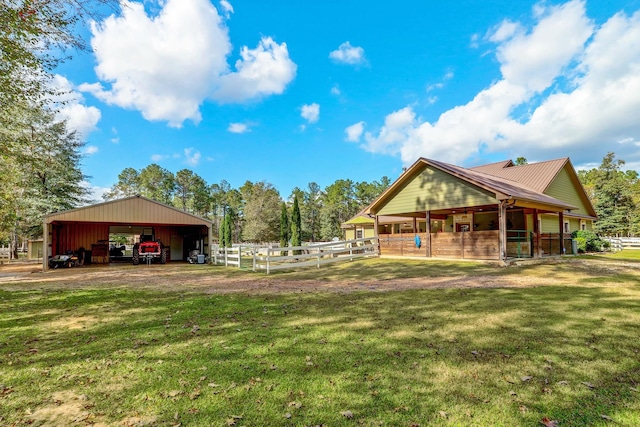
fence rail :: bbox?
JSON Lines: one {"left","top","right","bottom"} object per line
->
{"left": 0, "top": 247, "right": 9, "bottom": 262}
{"left": 603, "top": 237, "right": 640, "bottom": 251}
{"left": 212, "top": 237, "right": 379, "bottom": 273}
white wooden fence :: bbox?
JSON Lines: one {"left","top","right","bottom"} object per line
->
{"left": 212, "top": 237, "right": 379, "bottom": 273}
{"left": 0, "top": 246, "right": 9, "bottom": 262}
{"left": 604, "top": 237, "right": 640, "bottom": 251}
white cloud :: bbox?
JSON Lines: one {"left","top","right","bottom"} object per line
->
{"left": 220, "top": 0, "right": 233, "bottom": 17}
{"left": 427, "top": 70, "right": 454, "bottom": 92}
{"left": 81, "top": 181, "right": 110, "bottom": 204}
{"left": 228, "top": 122, "right": 250, "bottom": 133}
{"left": 184, "top": 147, "right": 201, "bottom": 166}
{"left": 300, "top": 103, "right": 320, "bottom": 123}
{"left": 83, "top": 0, "right": 295, "bottom": 127}
{"left": 213, "top": 37, "right": 297, "bottom": 103}
{"left": 361, "top": 0, "right": 640, "bottom": 167}
{"left": 488, "top": 19, "right": 521, "bottom": 43}
{"left": 329, "top": 41, "right": 366, "bottom": 65}
{"left": 83, "top": 145, "right": 99, "bottom": 155}
{"left": 51, "top": 75, "right": 101, "bottom": 138}
{"left": 151, "top": 154, "right": 169, "bottom": 162}
{"left": 345, "top": 121, "right": 365, "bottom": 142}
{"left": 330, "top": 85, "right": 341, "bottom": 96}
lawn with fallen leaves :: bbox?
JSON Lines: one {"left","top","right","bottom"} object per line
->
{"left": 1, "top": 254, "right": 639, "bottom": 426}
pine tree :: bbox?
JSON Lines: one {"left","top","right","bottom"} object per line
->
{"left": 291, "top": 194, "right": 302, "bottom": 255}
{"left": 279, "top": 203, "right": 290, "bottom": 255}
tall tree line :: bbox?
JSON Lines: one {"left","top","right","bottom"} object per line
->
{"left": 578, "top": 152, "right": 640, "bottom": 236}
{"left": 1, "top": 0, "right": 120, "bottom": 256}
{"left": 102, "top": 164, "right": 391, "bottom": 244}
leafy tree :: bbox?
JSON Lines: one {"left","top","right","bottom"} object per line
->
{"left": 138, "top": 164, "right": 175, "bottom": 205}
{"left": 291, "top": 194, "right": 302, "bottom": 253}
{"left": 295, "top": 183, "right": 322, "bottom": 242}
{"left": 0, "top": 105, "right": 89, "bottom": 257}
{"left": 102, "top": 168, "right": 141, "bottom": 200}
{"left": 589, "top": 153, "right": 637, "bottom": 236}
{"left": 514, "top": 157, "right": 528, "bottom": 165}
{"left": 320, "top": 179, "right": 357, "bottom": 240}
{"left": 1, "top": 1, "right": 119, "bottom": 132}
{"left": 241, "top": 181, "right": 281, "bottom": 243}
{"left": 279, "top": 203, "right": 289, "bottom": 255}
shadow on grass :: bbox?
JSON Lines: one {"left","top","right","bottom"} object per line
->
{"left": 1, "top": 284, "right": 639, "bottom": 426}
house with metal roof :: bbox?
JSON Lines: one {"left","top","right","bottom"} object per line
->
{"left": 343, "top": 157, "right": 597, "bottom": 262}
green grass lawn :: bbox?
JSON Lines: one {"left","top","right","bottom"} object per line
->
{"left": 1, "top": 257, "right": 640, "bottom": 426}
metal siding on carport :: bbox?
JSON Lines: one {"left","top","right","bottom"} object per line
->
{"left": 43, "top": 196, "right": 213, "bottom": 270}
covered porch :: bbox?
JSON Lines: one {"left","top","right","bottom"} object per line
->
{"left": 376, "top": 204, "right": 573, "bottom": 261}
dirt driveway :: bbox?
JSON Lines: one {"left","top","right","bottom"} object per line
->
{"left": 0, "top": 257, "right": 634, "bottom": 294}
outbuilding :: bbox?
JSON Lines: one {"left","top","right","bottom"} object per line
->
{"left": 43, "top": 195, "right": 213, "bottom": 270}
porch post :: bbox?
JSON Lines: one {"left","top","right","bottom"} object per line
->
{"left": 532, "top": 209, "right": 540, "bottom": 258}
{"left": 412, "top": 217, "right": 417, "bottom": 233}
{"left": 558, "top": 211, "right": 565, "bottom": 255}
{"left": 425, "top": 211, "right": 432, "bottom": 258}
{"left": 498, "top": 201, "right": 507, "bottom": 262}
{"left": 374, "top": 215, "right": 380, "bottom": 255}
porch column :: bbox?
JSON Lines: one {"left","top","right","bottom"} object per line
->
{"left": 374, "top": 215, "right": 380, "bottom": 255}
{"left": 412, "top": 217, "right": 417, "bottom": 234}
{"left": 208, "top": 224, "right": 214, "bottom": 264}
{"left": 532, "top": 209, "right": 540, "bottom": 258}
{"left": 425, "top": 211, "right": 432, "bottom": 258}
{"left": 558, "top": 211, "right": 565, "bottom": 255}
{"left": 498, "top": 201, "right": 507, "bottom": 262}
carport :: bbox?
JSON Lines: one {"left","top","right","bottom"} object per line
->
{"left": 43, "top": 195, "right": 213, "bottom": 270}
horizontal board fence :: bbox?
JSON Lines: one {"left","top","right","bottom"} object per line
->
{"left": 212, "top": 238, "right": 379, "bottom": 274}
{"left": 604, "top": 237, "right": 640, "bottom": 251}
{"left": 0, "top": 246, "right": 10, "bottom": 261}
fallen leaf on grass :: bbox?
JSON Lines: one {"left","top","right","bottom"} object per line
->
{"left": 341, "top": 410, "right": 353, "bottom": 418}
{"left": 582, "top": 382, "right": 595, "bottom": 389}
{"left": 540, "top": 417, "right": 559, "bottom": 427}
{"left": 284, "top": 413, "right": 292, "bottom": 419}
{"left": 521, "top": 376, "right": 533, "bottom": 382}
{"left": 600, "top": 414, "right": 614, "bottom": 421}
{"left": 519, "top": 405, "right": 528, "bottom": 414}
{"left": 438, "top": 411, "right": 448, "bottom": 419}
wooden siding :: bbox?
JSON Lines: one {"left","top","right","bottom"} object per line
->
{"left": 46, "top": 196, "right": 211, "bottom": 226}
{"left": 544, "top": 166, "right": 592, "bottom": 216}
{"left": 379, "top": 231, "right": 500, "bottom": 260}
{"left": 377, "top": 165, "right": 497, "bottom": 215}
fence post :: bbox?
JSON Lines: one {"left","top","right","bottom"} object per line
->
{"left": 238, "top": 245, "right": 242, "bottom": 269}
{"left": 349, "top": 241, "right": 353, "bottom": 261}
{"left": 266, "top": 248, "right": 271, "bottom": 274}
{"left": 224, "top": 247, "right": 228, "bottom": 267}
{"left": 317, "top": 247, "right": 321, "bottom": 268}
{"left": 252, "top": 247, "right": 256, "bottom": 271}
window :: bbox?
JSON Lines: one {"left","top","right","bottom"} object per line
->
{"left": 356, "top": 229, "right": 363, "bottom": 239}
{"left": 564, "top": 222, "right": 570, "bottom": 233}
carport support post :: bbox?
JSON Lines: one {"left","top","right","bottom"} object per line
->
{"left": 42, "top": 218, "right": 48, "bottom": 271}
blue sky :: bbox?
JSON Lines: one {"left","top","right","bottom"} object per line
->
{"left": 54, "top": 0, "right": 640, "bottom": 200}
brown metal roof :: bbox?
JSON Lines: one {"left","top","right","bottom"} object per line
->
{"left": 470, "top": 158, "right": 568, "bottom": 193}
{"left": 469, "top": 159, "right": 514, "bottom": 175}
{"left": 45, "top": 195, "right": 213, "bottom": 226}
{"left": 425, "top": 158, "right": 576, "bottom": 210}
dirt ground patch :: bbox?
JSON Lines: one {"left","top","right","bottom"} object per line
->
{"left": 1, "top": 258, "right": 633, "bottom": 293}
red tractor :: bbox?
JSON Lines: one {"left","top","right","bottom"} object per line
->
{"left": 132, "top": 228, "right": 166, "bottom": 265}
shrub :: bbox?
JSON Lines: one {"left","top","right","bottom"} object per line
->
{"left": 571, "top": 230, "right": 606, "bottom": 252}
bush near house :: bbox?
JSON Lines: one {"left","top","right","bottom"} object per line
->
{"left": 571, "top": 230, "right": 609, "bottom": 252}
